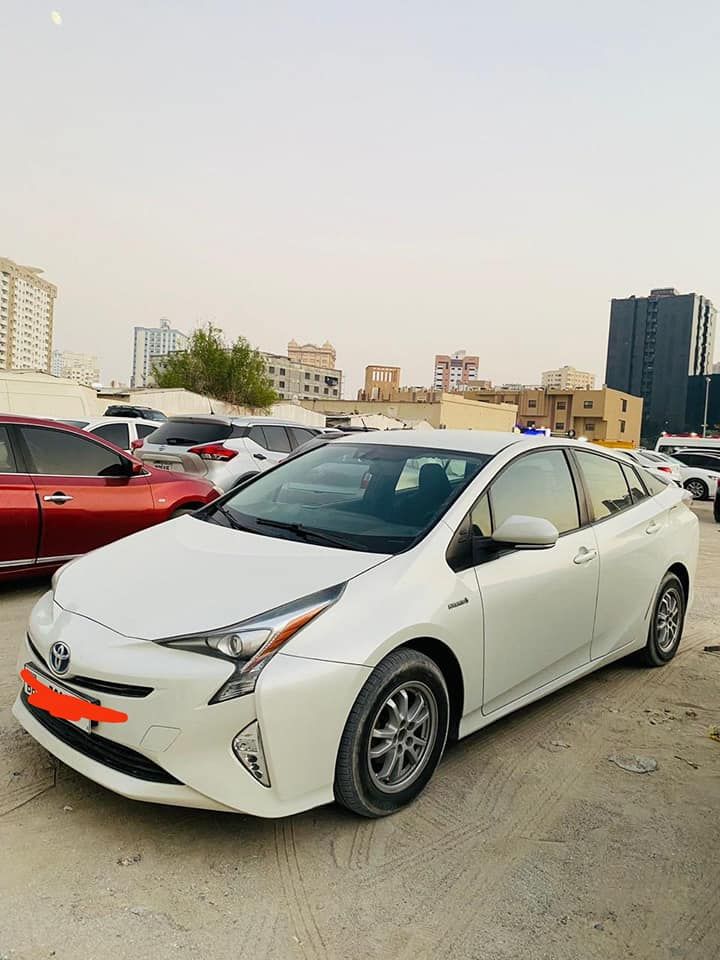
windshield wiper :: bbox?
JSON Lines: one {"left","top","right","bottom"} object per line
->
{"left": 255, "top": 518, "right": 358, "bottom": 550}
{"left": 208, "top": 504, "right": 256, "bottom": 533}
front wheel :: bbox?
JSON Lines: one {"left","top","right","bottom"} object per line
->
{"left": 684, "top": 478, "right": 708, "bottom": 500}
{"left": 640, "top": 573, "right": 685, "bottom": 667}
{"left": 334, "top": 649, "right": 449, "bottom": 817}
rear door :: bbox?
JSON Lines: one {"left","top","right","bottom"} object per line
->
{"left": 18, "top": 425, "right": 154, "bottom": 560}
{"left": 0, "top": 425, "right": 39, "bottom": 570}
{"left": 246, "top": 425, "right": 292, "bottom": 469}
{"left": 87, "top": 421, "right": 131, "bottom": 452}
{"left": 573, "top": 449, "right": 672, "bottom": 660}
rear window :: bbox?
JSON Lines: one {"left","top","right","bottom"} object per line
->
{"left": 144, "top": 420, "right": 233, "bottom": 446}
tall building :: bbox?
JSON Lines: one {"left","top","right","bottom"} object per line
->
{"left": 433, "top": 350, "right": 480, "bottom": 391}
{"left": 541, "top": 365, "right": 595, "bottom": 391}
{"left": 287, "top": 340, "right": 336, "bottom": 370}
{"left": 261, "top": 352, "right": 342, "bottom": 401}
{"left": 605, "top": 288, "right": 716, "bottom": 441}
{"left": 0, "top": 257, "right": 57, "bottom": 372}
{"left": 51, "top": 350, "right": 100, "bottom": 386}
{"left": 131, "top": 319, "right": 188, "bottom": 387}
{"left": 358, "top": 365, "right": 401, "bottom": 401}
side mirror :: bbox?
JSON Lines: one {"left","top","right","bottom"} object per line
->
{"left": 491, "top": 515, "right": 559, "bottom": 550}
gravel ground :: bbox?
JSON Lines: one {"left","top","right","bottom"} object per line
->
{"left": 1, "top": 504, "right": 719, "bottom": 960}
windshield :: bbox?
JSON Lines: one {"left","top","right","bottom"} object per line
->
{"left": 214, "top": 442, "right": 491, "bottom": 553}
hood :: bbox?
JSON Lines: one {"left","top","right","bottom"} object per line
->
{"left": 54, "top": 516, "right": 388, "bottom": 640}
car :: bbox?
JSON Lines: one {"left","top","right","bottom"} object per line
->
{"left": 658, "top": 449, "right": 720, "bottom": 501}
{"left": 56, "top": 417, "right": 160, "bottom": 454}
{"left": 135, "top": 416, "right": 322, "bottom": 491}
{"left": 655, "top": 434, "right": 720, "bottom": 456}
{"left": 0, "top": 415, "right": 220, "bottom": 581}
{"left": 620, "top": 449, "right": 682, "bottom": 487}
{"left": 13, "top": 431, "right": 698, "bottom": 819}
{"left": 103, "top": 404, "right": 167, "bottom": 421}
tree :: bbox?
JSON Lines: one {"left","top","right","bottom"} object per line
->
{"left": 152, "top": 324, "right": 277, "bottom": 409}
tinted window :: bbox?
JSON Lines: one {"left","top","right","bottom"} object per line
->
{"left": 621, "top": 464, "right": 649, "bottom": 503}
{"left": 677, "top": 452, "right": 720, "bottom": 471}
{"left": 136, "top": 423, "right": 159, "bottom": 440}
{"left": 249, "top": 425, "right": 268, "bottom": 448}
{"left": 0, "top": 427, "right": 18, "bottom": 473}
{"left": 145, "top": 420, "right": 233, "bottom": 446}
{"left": 575, "top": 451, "right": 633, "bottom": 520}
{"left": 490, "top": 450, "right": 579, "bottom": 534}
{"left": 21, "top": 427, "right": 127, "bottom": 477}
{"left": 288, "top": 427, "right": 316, "bottom": 448}
{"left": 262, "top": 426, "right": 291, "bottom": 453}
{"left": 90, "top": 422, "right": 130, "bottom": 449}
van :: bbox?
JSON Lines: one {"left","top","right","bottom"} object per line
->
{"left": 655, "top": 434, "right": 720, "bottom": 456}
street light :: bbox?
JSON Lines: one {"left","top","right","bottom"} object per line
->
{"left": 702, "top": 375, "right": 712, "bottom": 438}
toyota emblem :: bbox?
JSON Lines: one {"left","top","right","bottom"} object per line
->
{"left": 49, "top": 641, "right": 71, "bottom": 676}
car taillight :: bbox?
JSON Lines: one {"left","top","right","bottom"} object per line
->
{"left": 188, "top": 443, "right": 237, "bottom": 462}
{"left": 130, "top": 439, "right": 144, "bottom": 451}
{"left": 658, "top": 466, "right": 672, "bottom": 474}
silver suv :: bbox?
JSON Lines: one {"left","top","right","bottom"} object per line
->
{"left": 136, "top": 416, "right": 321, "bottom": 490}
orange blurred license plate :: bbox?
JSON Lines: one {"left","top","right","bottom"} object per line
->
{"left": 24, "top": 664, "right": 96, "bottom": 732}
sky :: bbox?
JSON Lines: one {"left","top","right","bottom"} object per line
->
{"left": 3, "top": 1, "right": 720, "bottom": 398}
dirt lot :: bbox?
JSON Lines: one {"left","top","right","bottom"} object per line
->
{"left": 1, "top": 505, "right": 719, "bottom": 960}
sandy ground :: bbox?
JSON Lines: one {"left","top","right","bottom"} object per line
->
{"left": 0, "top": 505, "right": 718, "bottom": 960}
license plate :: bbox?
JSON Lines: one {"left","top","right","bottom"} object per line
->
{"left": 23, "top": 663, "right": 96, "bottom": 733}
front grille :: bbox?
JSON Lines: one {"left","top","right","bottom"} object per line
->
{"left": 21, "top": 692, "right": 182, "bottom": 785}
{"left": 27, "top": 635, "right": 154, "bottom": 698}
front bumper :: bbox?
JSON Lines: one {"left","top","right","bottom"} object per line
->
{"left": 14, "top": 594, "right": 371, "bottom": 817}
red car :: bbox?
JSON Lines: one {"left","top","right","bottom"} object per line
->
{"left": 0, "top": 415, "right": 219, "bottom": 581}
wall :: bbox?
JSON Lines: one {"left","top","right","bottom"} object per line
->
{"left": 300, "top": 394, "right": 517, "bottom": 431}
{"left": 0, "top": 370, "right": 103, "bottom": 417}
{"left": 98, "top": 388, "right": 326, "bottom": 425}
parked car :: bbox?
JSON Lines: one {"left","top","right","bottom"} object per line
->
{"left": 135, "top": 416, "right": 322, "bottom": 491}
{"left": 15, "top": 431, "right": 697, "bottom": 819}
{"left": 56, "top": 417, "right": 160, "bottom": 454}
{"left": 659, "top": 448, "right": 720, "bottom": 501}
{"left": 103, "top": 404, "right": 167, "bottom": 421}
{"left": 620, "top": 449, "right": 682, "bottom": 487}
{"left": 0, "top": 415, "right": 219, "bottom": 581}
{"left": 655, "top": 434, "right": 720, "bottom": 456}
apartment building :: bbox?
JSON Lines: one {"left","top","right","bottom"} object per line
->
{"left": 541, "top": 365, "right": 596, "bottom": 390}
{"left": 131, "top": 319, "right": 189, "bottom": 387}
{"left": 0, "top": 257, "right": 57, "bottom": 372}
{"left": 358, "top": 365, "right": 401, "bottom": 401}
{"left": 287, "top": 340, "right": 337, "bottom": 370}
{"left": 51, "top": 350, "right": 100, "bottom": 386}
{"left": 467, "top": 385, "right": 643, "bottom": 446}
{"left": 261, "top": 352, "right": 342, "bottom": 401}
{"left": 433, "top": 350, "right": 480, "bottom": 391}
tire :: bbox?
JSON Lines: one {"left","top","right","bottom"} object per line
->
{"left": 684, "top": 478, "right": 708, "bottom": 500}
{"left": 640, "top": 573, "right": 686, "bottom": 667}
{"left": 334, "top": 648, "right": 449, "bottom": 818}
{"left": 171, "top": 506, "right": 200, "bottom": 519}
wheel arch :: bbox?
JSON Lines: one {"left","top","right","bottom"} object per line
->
{"left": 667, "top": 562, "right": 690, "bottom": 604}
{"left": 400, "top": 637, "right": 465, "bottom": 741}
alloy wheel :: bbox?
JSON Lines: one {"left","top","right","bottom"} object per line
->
{"left": 367, "top": 682, "right": 438, "bottom": 794}
{"left": 656, "top": 587, "right": 681, "bottom": 653}
{"left": 686, "top": 479, "right": 707, "bottom": 500}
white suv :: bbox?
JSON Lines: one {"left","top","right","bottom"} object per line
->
{"left": 135, "top": 416, "right": 321, "bottom": 490}
{"left": 57, "top": 417, "right": 160, "bottom": 453}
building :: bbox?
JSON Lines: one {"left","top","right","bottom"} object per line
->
{"left": 0, "top": 257, "right": 57, "bottom": 372}
{"left": 466, "top": 385, "right": 642, "bottom": 446}
{"left": 358, "top": 365, "right": 401, "bottom": 401}
{"left": 541, "top": 365, "right": 595, "bottom": 391}
{"left": 287, "top": 340, "right": 336, "bottom": 370}
{"left": 51, "top": 350, "right": 100, "bottom": 386}
{"left": 131, "top": 319, "right": 189, "bottom": 388}
{"left": 300, "top": 392, "right": 517, "bottom": 432}
{"left": 433, "top": 350, "right": 480, "bottom": 391}
{"left": 261, "top": 352, "right": 342, "bottom": 402}
{"left": 605, "top": 288, "right": 716, "bottom": 442}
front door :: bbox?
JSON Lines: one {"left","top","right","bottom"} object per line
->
{"left": 18, "top": 425, "right": 154, "bottom": 561}
{"left": 475, "top": 448, "right": 599, "bottom": 714}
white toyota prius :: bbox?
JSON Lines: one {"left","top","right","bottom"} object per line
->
{"left": 14, "top": 431, "right": 699, "bottom": 818}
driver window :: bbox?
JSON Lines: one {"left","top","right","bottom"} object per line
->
{"left": 489, "top": 450, "right": 579, "bottom": 534}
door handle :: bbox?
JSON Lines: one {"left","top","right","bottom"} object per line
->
{"left": 573, "top": 547, "right": 597, "bottom": 565}
{"left": 646, "top": 521, "right": 662, "bottom": 535}
{"left": 43, "top": 493, "right": 73, "bottom": 504}
{"left": 253, "top": 453, "right": 267, "bottom": 460}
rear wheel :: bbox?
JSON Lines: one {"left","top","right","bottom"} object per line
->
{"left": 334, "top": 649, "right": 449, "bottom": 817}
{"left": 171, "top": 505, "right": 201, "bottom": 519}
{"left": 684, "top": 478, "right": 708, "bottom": 500}
{"left": 640, "top": 573, "right": 685, "bottom": 667}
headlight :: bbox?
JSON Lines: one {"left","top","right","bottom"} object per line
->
{"left": 157, "top": 583, "right": 345, "bottom": 702}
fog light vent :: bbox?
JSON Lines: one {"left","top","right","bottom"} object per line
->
{"left": 232, "top": 721, "right": 270, "bottom": 787}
